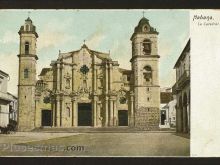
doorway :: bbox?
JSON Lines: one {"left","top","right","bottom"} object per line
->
{"left": 41, "top": 110, "right": 52, "bottom": 126}
{"left": 118, "top": 110, "right": 128, "bottom": 126}
{"left": 161, "top": 110, "right": 166, "bottom": 125}
{"left": 78, "top": 103, "right": 92, "bottom": 126}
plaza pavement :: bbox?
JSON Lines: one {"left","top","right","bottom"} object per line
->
{"left": 0, "top": 131, "right": 189, "bottom": 156}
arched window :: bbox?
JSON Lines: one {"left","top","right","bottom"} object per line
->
{"left": 119, "top": 97, "right": 127, "bottom": 104}
{"left": 25, "top": 42, "right": 29, "bottom": 54}
{"left": 143, "top": 66, "right": 152, "bottom": 83}
{"left": 143, "top": 39, "right": 151, "bottom": 55}
{"left": 24, "top": 69, "right": 29, "bottom": 78}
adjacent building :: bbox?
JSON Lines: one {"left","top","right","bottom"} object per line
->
{"left": 172, "top": 39, "right": 190, "bottom": 133}
{"left": 160, "top": 88, "right": 176, "bottom": 128}
{"left": 17, "top": 17, "right": 161, "bottom": 131}
{"left": 0, "top": 70, "right": 18, "bottom": 127}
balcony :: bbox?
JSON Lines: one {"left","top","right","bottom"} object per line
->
{"left": 0, "top": 91, "right": 13, "bottom": 102}
{"left": 172, "top": 70, "right": 190, "bottom": 94}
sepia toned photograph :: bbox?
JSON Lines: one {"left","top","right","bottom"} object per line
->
{"left": 0, "top": 10, "right": 190, "bottom": 156}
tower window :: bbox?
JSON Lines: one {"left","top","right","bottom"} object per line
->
{"left": 143, "top": 66, "right": 152, "bottom": 83}
{"left": 24, "top": 69, "right": 29, "bottom": 78}
{"left": 143, "top": 39, "right": 151, "bottom": 55}
{"left": 25, "top": 42, "right": 29, "bottom": 54}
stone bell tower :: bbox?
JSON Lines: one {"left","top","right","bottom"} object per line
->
{"left": 17, "top": 17, "right": 38, "bottom": 131}
{"left": 130, "top": 17, "right": 160, "bottom": 130}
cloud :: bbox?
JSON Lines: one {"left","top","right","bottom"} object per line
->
{"left": 0, "top": 52, "right": 18, "bottom": 96}
{"left": 37, "top": 31, "right": 72, "bottom": 50}
{"left": 160, "top": 70, "right": 176, "bottom": 88}
{"left": 0, "top": 30, "right": 19, "bottom": 44}
{"left": 110, "top": 38, "right": 131, "bottom": 70}
{"left": 86, "top": 24, "right": 106, "bottom": 50}
{"left": 158, "top": 38, "right": 172, "bottom": 60}
{"left": 37, "top": 18, "right": 75, "bottom": 50}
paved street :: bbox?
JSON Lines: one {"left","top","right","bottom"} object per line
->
{"left": 0, "top": 132, "right": 189, "bottom": 156}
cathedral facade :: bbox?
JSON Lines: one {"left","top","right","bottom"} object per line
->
{"left": 17, "top": 17, "right": 160, "bottom": 131}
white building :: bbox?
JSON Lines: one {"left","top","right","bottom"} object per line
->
{"left": 0, "top": 70, "right": 17, "bottom": 127}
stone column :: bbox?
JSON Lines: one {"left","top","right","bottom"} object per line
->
{"left": 105, "top": 96, "right": 109, "bottom": 127}
{"left": 60, "top": 96, "right": 63, "bottom": 127}
{"left": 184, "top": 106, "right": 188, "bottom": 133}
{"left": 105, "top": 62, "right": 108, "bottom": 93}
{"left": 52, "top": 98, "right": 56, "bottom": 127}
{"left": 93, "top": 64, "right": 97, "bottom": 91}
{"left": 71, "top": 97, "right": 77, "bottom": 127}
{"left": 72, "top": 65, "right": 76, "bottom": 92}
{"left": 176, "top": 106, "right": 179, "bottom": 132}
{"left": 113, "top": 99, "right": 117, "bottom": 126}
{"left": 56, "top": 95, "right": 60, "bottom": 127}
{"left": 130, "top": 93, "right": 134, "bottom": 127}
{"left": 109, "top": 63, "right": 113, "bottom": 91}
{"left": 187, "top": 103, "right": 190, "bottom": 133}
{"left": 93, "top": 96, "right": 97, "bottom": 127}
{"left": 57, "top": 63, "right": 60, "bottom": 91}
{"left": 97, "top": 101, "right": 102, "bottom": 127}
{"left": 60, "top": 64, "right": 64, "bottom": 91}
{"left": 96, "top": 68, "right": 98, "bottom": 91}
{"left": 109, "top": 97, "right": 114, "bottom": 126}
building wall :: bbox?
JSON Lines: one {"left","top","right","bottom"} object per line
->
{"left": 173, "top": 40, "right": 190, "bottom": 133}
{"left": 0, "top": 100, "right": 9, "bottom": 127}
{"left": 0, "top": 71, "right": 17, "bottom": 127}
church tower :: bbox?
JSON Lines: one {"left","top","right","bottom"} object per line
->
{"left": 17, "top": 17, "right": 38, "bottom": 131}
{"left": 130, "top": 17, "right": 160, "bottom": 130}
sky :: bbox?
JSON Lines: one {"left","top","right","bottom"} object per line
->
{"left": 0, "top": 10, "right": 189, "bottom": 96}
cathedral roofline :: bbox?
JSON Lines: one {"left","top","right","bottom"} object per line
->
{"left": 39, "top": 68, "right": 51, "bottom": 76}
{"left": 58, "top": 44, "right": 111, "bottom": 61}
